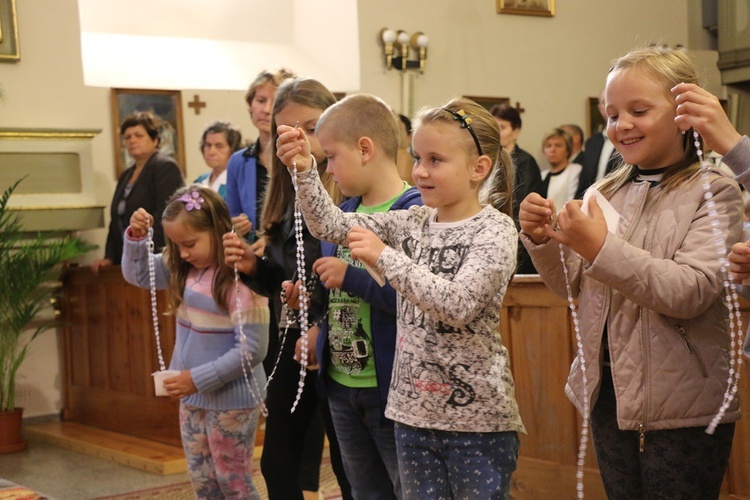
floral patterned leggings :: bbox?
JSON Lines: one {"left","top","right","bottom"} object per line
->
{"left": 179, "top": 403, "right": 261, "bottom": 499}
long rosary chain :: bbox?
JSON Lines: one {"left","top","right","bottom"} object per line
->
{"left": 697, "top": 130, "right": 745, "bottom": 434}
{"left": 559, "top": 245, "right": 589, "bottom": 500}
{"left": 232, "top": 228, "right": 267, "bottom": 416}
{"left": 147, "top": 225, "right": 167, "bottom": 372}
{"left": 289, "top": 150, "right": 310, "bottom": 414}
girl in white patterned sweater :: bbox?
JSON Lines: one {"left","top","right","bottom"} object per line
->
{"left": 228, "top": 97, "right": 526, "bottom": 499}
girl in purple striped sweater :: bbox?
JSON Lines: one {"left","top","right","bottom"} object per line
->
{"left": 123, "top": 186, "right": 269, "bottom": 499}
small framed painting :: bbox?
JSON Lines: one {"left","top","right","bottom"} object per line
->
{"left": 497, "top": 0, "right": 554, "bottom": 17}
{"left": 0, "top": 0, "right": 21, "bottom": 61}
{"left": 463, "top": 95, "right": 511, "bottom": 113}
{"left": 111, "top": 89, "right": 185, "bottom": 177}
{"left": 588, "top": 97, "right": 606, "bottom": 137}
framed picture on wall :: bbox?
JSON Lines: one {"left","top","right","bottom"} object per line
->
{"left": 111, "top": 89, "right": 186, "bottom": 177}
{"left": 496, "top": 0, "right": 554, "bottom": 17}
{"left": 587, "top": 97, "right": 606, "bottom": 138}
{"left": 0, "top": 0, "right": 20, "bottom": 61}
{"left": 463, "top": 95, "right": 511, "bottom": 113}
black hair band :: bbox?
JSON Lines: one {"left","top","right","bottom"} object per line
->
{"left": 443, "top": 108, "right": 483, "bottom": 156}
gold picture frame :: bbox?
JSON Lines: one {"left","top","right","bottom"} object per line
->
{"left": 111, "top": 89, "right": 186, "bottom": 177}
{"left": 587, "top": 97, "right": 606, "bottom": 138}
{"left": 463, "top": 95, "right": 511, "bottom": 113}
{"left": 0, "top": 0, "right": 20, "bottom": 61}
{"left": 497, "top": 0, "right": 554, "bottom": 17}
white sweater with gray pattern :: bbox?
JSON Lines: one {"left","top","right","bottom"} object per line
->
{"left": 295, "top": 167, "right": 525, "bottom": 433}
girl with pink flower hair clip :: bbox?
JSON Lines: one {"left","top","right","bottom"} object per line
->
{"left": 122, "top": 185, "right": 270, "bottom": 499}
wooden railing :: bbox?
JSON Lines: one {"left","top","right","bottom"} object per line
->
{"left": 60, "top": 269, "right": 750, "bottom": 497}
{"left": 61, "top": 265, "right": 181, "bottom": 447}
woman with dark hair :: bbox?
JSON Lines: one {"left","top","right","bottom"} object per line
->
{"left": 93, "top": 111, "right": 184, "bottom": 272}
{"left": 194, "top": 120, "right": 243, "bottom": 198}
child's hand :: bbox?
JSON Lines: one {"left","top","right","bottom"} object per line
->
{"left": 231, "top": 213, "right": 252, "bottom": 237}
{"left": 672, "top": 83, "right": 742, "bottom": 156}
{"left": 162, "top": 370, "right": 197, "bottom": 400}
{"left": 129, "top": 208, "right": 154, "bottom": 238}
{"left": 281, "top": 279, "right": 302, "bottom": 310}
{"left": 250, "top": 235, "right": 266, "bottom": 258}
{"left": 294, "top": 324, "right": 319, "bottom": 369}
{"left": 313, "top": 257, "right": 347, "bottom": 290}
{"left": 728, "top": 240, "right": 750, "bottom": 283}
{"left": 519, "top": 193, "right": 556, "bottom": 245}
{"left": 549, "top": 198, "right": 607, "bottom": 263}
{"left": 91, "top": 258, "right": 113, "bottom": 273}
{"left": 276, "top": 124, "right": 313, "bottom": 172}
{"left": 347, "top": 226, "right": 386, "bottom": 268}
{"left": 223, "top": 231, "right": 257, "bottom": 275}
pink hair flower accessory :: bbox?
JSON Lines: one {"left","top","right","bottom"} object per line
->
{"left": 179, "top": 191, "right": 205, "bottom": 211}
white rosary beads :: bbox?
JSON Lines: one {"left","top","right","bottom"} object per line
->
{"left": 289, "top": 149, "right": 311, "bottom": 414}
{"left": 696, "top": 130, "right": 744, "bottom": 435}
{"left": 558, "top": 244, "right": 589, "bottom": 500}
{"left": 147, "top": 226, "right": 167, "bottom": 372}
{"left": 232, "top": 228, "right": 266, "bottom": 415}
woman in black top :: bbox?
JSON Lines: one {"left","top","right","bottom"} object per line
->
{"left": 93, "top": 112, "right": 184, "bottom": 272}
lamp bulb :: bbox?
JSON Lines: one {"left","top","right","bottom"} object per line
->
{"left": 416, "top": 34, "right": 429, "bottom": 48}
{"left": 397, "top": 31, "right": 410, "bottom": 45}
{"left": 381, "top": 29, "right": 397, "bottom": 44}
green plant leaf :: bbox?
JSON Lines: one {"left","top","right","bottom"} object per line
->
{"left": 0, "top": 178, "right": 96, "bottom": 411}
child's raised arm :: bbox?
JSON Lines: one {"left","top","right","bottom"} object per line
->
{"left": 276, "top": 124, "right": 314, "bottom": 172}
{"left": 121, "top": 209, "right": 169, "bottom": 290}
{"left": 673, "top": 83, "right": 742, "bottom": 155}
{"left": 129, "top": 208, "right": 154, "bottom": 239}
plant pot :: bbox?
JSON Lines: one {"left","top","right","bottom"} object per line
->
{"left": 0, "top": 407, "right": 28, "bottom": 453}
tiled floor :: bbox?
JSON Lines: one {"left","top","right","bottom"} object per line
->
{"left": 0, "top": 433, "right": 189, "bottom": 500}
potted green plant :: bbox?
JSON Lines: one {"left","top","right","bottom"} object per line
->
{"left": 0, "top": 178, "right": 95, "bottom": 453}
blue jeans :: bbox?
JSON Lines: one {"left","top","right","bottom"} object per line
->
{"left": 394, "top": 422, "right": 519, "bottom": 500}
{"left": 327, "top": 378, "right": 401, "bottom": 500}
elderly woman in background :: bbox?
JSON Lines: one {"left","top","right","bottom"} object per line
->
{"left": 540, "top": 127, "right": 583, "bottom": 214}
{"left": 194, "top": 121, "right": 243, "bottom": 198}
{"left": 226, "top": 68, "right": 294, "bottom": 245}
{"left": 92, "top": 111, "right": 184, "bottom": 272}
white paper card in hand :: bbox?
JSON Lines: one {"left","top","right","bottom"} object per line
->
{"left": 581, "top": 188, "right": 620, "bottom": 234}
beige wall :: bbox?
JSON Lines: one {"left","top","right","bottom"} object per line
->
{"left": 0, "top": 0, "right": 712, "bottom": 416}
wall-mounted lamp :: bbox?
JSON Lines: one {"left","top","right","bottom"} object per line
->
{"left": 380, "top": 28, "right": 429, "bottom": 73}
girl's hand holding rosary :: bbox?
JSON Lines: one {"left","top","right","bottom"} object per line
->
{"left": 546, "top": 198, "right": 608, "bottom": 264}
{"left": 276, "top": 124, "right": 312, "bottom": 172}
{"left": 222, "top": 231, "right": 257, "bottom": 275}
{"left": 129, "top": 208, "right": 154, "bottom": 239}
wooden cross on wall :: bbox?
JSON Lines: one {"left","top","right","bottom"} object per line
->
{"left": 514, "top": 101, "right": 525, "bottom": 114}
{"left": 188, "top": 94, "right": 206, "bottom": 115}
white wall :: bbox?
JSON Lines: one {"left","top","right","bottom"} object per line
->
{"left": 0, "top": 0, "right": 710, "bottom": 417}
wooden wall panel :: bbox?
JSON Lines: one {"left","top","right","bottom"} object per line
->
{"left": 62, "top": 266, "right": 180, "bottom": 447}
{"left": 60, "top": 270, "right": 750, "bottom": 497}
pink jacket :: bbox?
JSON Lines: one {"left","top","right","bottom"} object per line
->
{"left": 523, "top": 166, "right": 743, "bottom": 431}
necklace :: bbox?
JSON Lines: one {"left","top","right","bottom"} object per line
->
{"left": 147, "top": 226, "right": 167, "bottom": 372}
{"left": 288, "top": 146, "right": 310, "bottom": 414}
{"left": 696, "top": 130, "right": 744, "bottom": 435}
{"left": 558, "top": 244, "right": 589, "bottom": 500}
{"left": 232, "top": 227, "right": 266, "bottom": 415}
{"left": 560, "top": 130, "right": 743, "bottom": 498}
